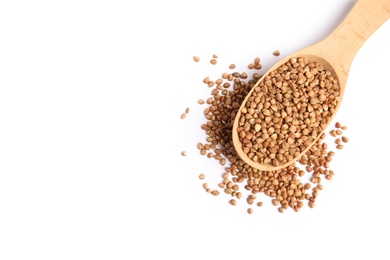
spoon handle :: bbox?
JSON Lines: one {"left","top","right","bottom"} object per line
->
{"left": 320, "top": 0, "right": 390, "bottom": 76}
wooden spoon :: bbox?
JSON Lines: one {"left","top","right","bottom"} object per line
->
{"left": 232, "top": 0, "right": 390, "bottom": 171}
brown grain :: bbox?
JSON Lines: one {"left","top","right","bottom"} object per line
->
{"left": 198, "top": 99, "right": 205, "bottom": 105}
{"left": 191, "top": 54, "right": 348, "bottom": 213}
{"left": 229, "top": 199, "right": 237, "bottom": 206}
{"left": 247, "top": 197, "right": 254, "bottom": 205}
{"left": 236, "top": 57, "right": 341, "bottom": 167}
{"left": 211, "top": 190, "right": 220, "bottom": 196}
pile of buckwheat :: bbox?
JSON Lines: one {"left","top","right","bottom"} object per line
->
{"left": 236, "top": 57, "right": 341, "bottom": 167}
{"left": 182, "top": 52, "right": 348, "bottom": 214}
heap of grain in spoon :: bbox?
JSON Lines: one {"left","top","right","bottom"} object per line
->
{"left": 185, "top": 53, "right": 348, "bottom": 213}
{"left": 235, "top": 57, "right": 340, "bottom": 168}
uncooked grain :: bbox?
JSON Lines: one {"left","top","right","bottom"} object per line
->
{"left": 189, "top": 53, "right": 348, "bottom": 214}
{"left": 229, "top": 199, "right": 237, "bottom": 206}
{"left": 198, "top": 99, "right": 205, "bottom": 105}
{"left": 211, "top": 190, "right": 220, "bottom": 196}
{"left": 329, "top": 130, "right": 337, "bottom": 137}
{"left": 236, "top": 57, "right": 341, "bottom": 167}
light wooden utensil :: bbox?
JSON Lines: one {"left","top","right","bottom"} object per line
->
{"left": 232, "top": 0, "right": 390, "bottom": 171}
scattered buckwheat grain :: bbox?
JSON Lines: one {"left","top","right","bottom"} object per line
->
{"left": 188, "top": 54, "right": 348, "bottom": 214}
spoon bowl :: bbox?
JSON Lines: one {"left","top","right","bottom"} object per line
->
{"left": 232, "top": 0, "right": 390, "bottom": 171}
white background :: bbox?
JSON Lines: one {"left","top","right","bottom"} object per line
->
{"left": 1, "top": 0, "right": 389, "bottom": 259}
